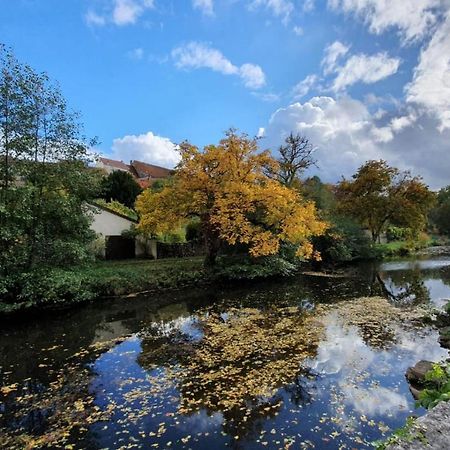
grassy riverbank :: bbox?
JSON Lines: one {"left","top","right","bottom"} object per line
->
{"left": 0, "top": 238, "right": 442, "bottom": 318}
{"left": 0, "top": 257, "right": 210, "bottom": 317}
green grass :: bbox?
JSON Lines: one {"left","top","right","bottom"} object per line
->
{"left": 374, "top": 238, "right": 431, "bottom": 258}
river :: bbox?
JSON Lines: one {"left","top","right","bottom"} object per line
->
{"left": 1, "top": 255, "right": 450, "bottom": 449}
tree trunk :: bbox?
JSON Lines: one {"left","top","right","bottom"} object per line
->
{"left": 201, "top": 217, "right": 220, "bottom": 268}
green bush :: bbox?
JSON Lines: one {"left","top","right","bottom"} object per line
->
{"left": 0, "top": 258, "right": 209, "bottom": 315}
{"left": 312, "top": 217, "right": 375, "bottom": 263}
{"left": 0, "top": 269, "right": 96, "bottom": 312}
{"left": 214, "top": 255, "right": 297, "bottom": 280}
{"left": 386, "top": 226, "right": 412, "bottom": 242}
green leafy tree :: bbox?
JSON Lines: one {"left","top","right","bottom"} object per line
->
{"left": 0, "top": 45, "right": 100, "bottom": 275}
{"left": 429, "top": 186, "right": 450, "bottom": 236}
{"left": 301, "top": 176, "right": 335, "bottom": 211}
{"left": 100, "top": 170, "right": 142, "bottom": 208}
{"left": 336, "top": 160, "right": 435, "bottom": 243}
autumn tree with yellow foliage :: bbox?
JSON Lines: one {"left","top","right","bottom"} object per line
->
{"left": 136, "top": 130, "right": 327, "bottom": 267}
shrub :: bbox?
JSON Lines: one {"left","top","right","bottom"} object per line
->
{"left": 312, "top": 217, "right": 375, "bottom": 263}
{"left": 386, "top": 226, "right": 412, "bottom": 242}
{"left": 214, "top": 255, "right": 297, "bottom": 280}
{"left": 0, "top": 269, "right": 96, "bottom": 311}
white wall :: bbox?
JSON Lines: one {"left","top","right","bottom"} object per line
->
{"left": 90, "top": 206, "right": 134, "bottom": 236}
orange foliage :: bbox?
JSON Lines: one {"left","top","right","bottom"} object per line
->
{"left": 136, "top": 131, "right": 327, "bottom": 260}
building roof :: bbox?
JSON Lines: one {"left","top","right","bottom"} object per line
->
{"left": 130, "top": 160, "right": 173, "bottom": 179}
{"left": 98, "top": 157, "right": 130, "bottom": 172}
{"left": 89, "top": 201, "right": 138, "bottom": 223}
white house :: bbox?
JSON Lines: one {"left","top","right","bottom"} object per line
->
{"left": 89, "top": 203, "right": 156, "bottom": 259}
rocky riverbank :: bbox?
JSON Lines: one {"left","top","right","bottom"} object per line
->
{"left": 386, "top": 401, "right": 450, "bottom": 450}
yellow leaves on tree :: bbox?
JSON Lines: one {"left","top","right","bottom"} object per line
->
{"left": 136, "top": 130, "right": 327, "bottom": 265}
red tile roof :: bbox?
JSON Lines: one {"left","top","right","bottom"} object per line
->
{"left": 98, "top": 157, "right": 130, "bottom": 172}
{"left": 130, "top": 160, "right": 173, "bottom": 179}
{"left": 98, "top": 157, "right": 173, "bottom": 183}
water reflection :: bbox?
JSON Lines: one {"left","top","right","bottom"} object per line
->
{"left": 370, "top": 256, "right": 450, "bottom": 307}
{"left": 1, "top": 256, "right": 450, "bottom": 449}
{"left": 308, "top": 315, "right": 447, "bottom": 419}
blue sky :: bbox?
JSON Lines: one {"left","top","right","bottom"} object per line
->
{"left": 1, "top": 0, "right": 450, "bottom": 187}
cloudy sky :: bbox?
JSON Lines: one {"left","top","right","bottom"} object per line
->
{"left": 1, "top": 0, "right": 450, "bottom": 187}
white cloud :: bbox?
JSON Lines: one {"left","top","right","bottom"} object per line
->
{"left": 263, "top": 96, "right": 376, "bottom": 181}
{"left": 328, "top": 0, "right": 441, "bottom": 43}
{"left": 319, "top": 42, "right": 400, "bottom": 92}
{"left": 332, "top": 52, "right": 400, "bottom": 91}
{"left": 192, "top": 0, "right": 214, "bottom": 16}
{"left": 249, "top": 0, "right": 294, "bottom": 24}
{"left": 303, "top": 0, "right": 315, "bottom": 12}
{"left": 239, "top": 63, "right": 266, "bottom": 89}
{"left": 292, "top": 25, "right": 304, "bottom": 36}
{"left": 127, "top": 47, "right": 144, "bottom": 60}
{"left": 112, "top": 0, "right": 154, "bottom": 25}
{"left": 321, "top": 41, "right": 350, "bottom": 75}
{"left": 85, "top": 0, "right": 154, "bottom": 27}
{"left": 406, "top": 10, "right": 450, "bottom": 130}
{"left": 111, "top": 131, "right": 180, "bottom": 168}
{"left": 172, "top": 42, "right": 238, "bottom": 75}
{"left": 261, "top": 95, "right": 450, "bottom": 188}
{"left": 292, "top": 74, "right": 318, "bottom": 99}
{"left": 85, "top": 10, "right": 106, "bottom": 26}
{"left": 171, "top": 41, "right": 266, "bottom": 89}
{"left": 252, "top": 92, "right": 280, "bottom": 102}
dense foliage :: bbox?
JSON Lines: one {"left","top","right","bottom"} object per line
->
{"left": 429, "top": 186, "right": 450, "bottom": 236}
{"left": 100, "top": 169, "right": 142, "bottom": 208}
{"left": 336, "top": 160, "right": 435, "bottom": 243}
{"left": 312, "top": 216, "right": 375, "bottom": 263}
{"left": 0, "top": 47, "right": 99, "bottom": 280}
{"left": 136, "top": 130, "right": 327, "bottom": 266}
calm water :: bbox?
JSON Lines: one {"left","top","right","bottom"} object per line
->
{"left": 1, "top": 256, "right": 450, "bottom": 449}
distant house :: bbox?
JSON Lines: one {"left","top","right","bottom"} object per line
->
{"left": 96, "top": 157, "right": 131, "bottom": 174}
{"left": 96, "top": 157, "right": 173, "bottom": 188}
{"left": 89, "top": 202, "right": 156, "bottom": 260}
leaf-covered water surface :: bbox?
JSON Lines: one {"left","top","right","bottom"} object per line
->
{"left": 1, "top": 258, "right": 450, "bottom": 449}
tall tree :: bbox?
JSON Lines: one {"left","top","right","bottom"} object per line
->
{"left": 277, "top": 133, "right": 316, "bottom": 188}
{"left": 136, "top": 130, "right": 326, "bottom": 267}
{"left": 100, "top": 170, "right": 142, "bottom": 208}
{"left": 0, "top": 46, "right": 100, "bottom": 274}
{"left": 336, "top": 160, "right": 435, "bottom": 243}
{"left": 429, "top": 186, "right": 450, "bottom": 236}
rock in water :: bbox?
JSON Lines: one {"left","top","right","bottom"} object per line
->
{"left": 406, "top": 360, "right": 434, "bottom": 384}
{"left": 439, "top": 327, "right": 450, "bottom": 349}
